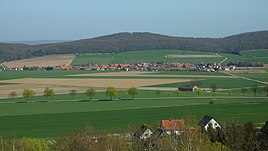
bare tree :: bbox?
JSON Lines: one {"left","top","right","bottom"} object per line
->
{"left": 155, "top": 89, "right": 160, "bottom": 98}
{"left": 251, "top": 85, "right": 258, "bottom": 97}
{"left": 241, "top": 88, "right": 247, "bottom": 96}
{"left": 70, "top": 89, "right": 77, "bottom": 99}
{"left": 85, "top": 87, "right": 96, "bottom": 101}
{"left": 265, "top": 85, "right": 268, "bottom": 97}
{"left": 8, "top": 91, "right": 17, "bottom": 99}
{"left": 210, "top": 84, "right": 217, "bottom": 97}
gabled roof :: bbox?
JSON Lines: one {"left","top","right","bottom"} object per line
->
{"left": 198, "top": 115, "right": 214, "bottom": 126}
{"left": 161, "top": 120, "right": 184, "bottom": 131}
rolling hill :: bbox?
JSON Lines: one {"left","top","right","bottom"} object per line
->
{"left": 0, "top": 31, "right": 268, "bottom": 62}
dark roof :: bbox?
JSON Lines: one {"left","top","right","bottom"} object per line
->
{"left": 178, "top": 85, "right": 196, "bottom": 91}
{"left": 198, "top": 115, "right": 213, "bottom": 127}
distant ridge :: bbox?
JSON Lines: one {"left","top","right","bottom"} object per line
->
{"left": 0, "top": 31, "right": 268, "bottom": 62}
{"left": 5, "top": 40, "right": 68, "bottom": 45}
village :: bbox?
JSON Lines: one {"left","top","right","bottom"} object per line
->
{"left": 1, "top": 62, "right": 236, "bottom": 72}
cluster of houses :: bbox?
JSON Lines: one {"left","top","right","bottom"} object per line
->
{"left": 133, "top": 115, "right": 221, "bottom": 148}
{"left": 2, "top": 62, "right": 236, "bottom": 72}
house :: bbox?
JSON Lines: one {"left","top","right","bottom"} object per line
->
{"left": 198, "top": 115, "right": 221, "bottom": 131}
{"left": 133, "top": 124, "right": 153, "bottom": 141}
{"left": 178, "top": 85, "right": 198, "bottom": 92}
{"left": 160, "top": 119, "right": 185, "bottom": 135}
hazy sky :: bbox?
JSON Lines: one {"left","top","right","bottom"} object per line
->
{"left": 0, "top": 0, "right": 268, "bottom": 41}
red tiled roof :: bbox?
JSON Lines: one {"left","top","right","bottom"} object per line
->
{"left": 161, "top": 119, "right": 184, "bottom": 130}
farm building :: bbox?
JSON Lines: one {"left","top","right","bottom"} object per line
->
{"left": 133, "top": 124, "right": 153, "bottom": 141}
{"left": 178, "top": 85, "right": 198, "bottom": 92}
{"left": 160, "top": 119, "right": 185, "bottom": 135}
{"left": 198, "top": 115, "right": 221, "bottom": 131}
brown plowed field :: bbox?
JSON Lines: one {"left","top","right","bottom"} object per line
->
{"left": 0, "top": 78, "right": 191, "bottom": 98}
{"left": 4, "top": 54, "right": 75, "bottom": 68}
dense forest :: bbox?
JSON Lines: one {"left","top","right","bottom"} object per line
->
{"left": 0, "top": 31, "right": 268, "bottom": 62}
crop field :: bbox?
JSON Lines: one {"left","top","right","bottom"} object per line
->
{"left": 71, "top": 49, "right": 268, "bottom": 66}
{"left": 3, "top": 54, "right": 75, "bottom": 68}
{"left": 0, "top": 98, "right": 267, "bottom": 138}
{"left": 71, "top": 50, "right": 226, "bottom": 65}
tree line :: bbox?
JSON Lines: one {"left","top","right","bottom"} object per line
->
{"left": 7, "top": 84, "right": 268, "bottom": 101}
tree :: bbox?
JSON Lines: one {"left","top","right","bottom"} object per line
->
{"left": 8, "top": 91, "right": 17, "bottom": 99}
{"left": 69, "top": 89, "right": 77, "bottom": 99}
{"left": 128, "top": 87, "right": 138, "bottom": 99}
{"left": 44, "top": 87, "right": 55, "bottom": 100}
{"left": 264, "top": 85, "right": 268, "bottom": 97}
{"left": 251, "top": 85, "right": 258, "bottom": 97}
{"left": 106, "top": 86, "right": 117, "bottom": 100}
{"left": 175, "top": 89, "right": 180, "bottom": 96}
{"left": 85, "top": 87, "right": 96, "bottom": 101}
{"left": 23, "top": 89, "right": 35, "bottom": 101}
{"left": 228, "top": 90, "right": 233, "bottom": 96}
{"left": 241, "top": 88, "right": 247, "bottom": 96}
{"left": 155, "top": 89, "right": 161, "bottom": 98}
{"left": 210, "top": 84, "right": 217, "bottom": 97}
{"left": 195, "top": 88, "right": 202, "bottom": 95}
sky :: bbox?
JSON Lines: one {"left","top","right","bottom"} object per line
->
{"left": 0, "top": 0, "right": 268, "bottom": 41}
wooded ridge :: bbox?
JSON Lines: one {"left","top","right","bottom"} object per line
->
{"left": 1, "top": 31, "right": 268, "bottom": 62}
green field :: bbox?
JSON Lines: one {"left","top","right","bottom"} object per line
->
{"left": 71, "top": 49, "right": 268, "bottom": 65}
{"left": 0, "top": 97, "right": 268, "bottom": 138}
{"left": 71, "top": 50, "right": 226, "bottom": 65}
{"left": 240, "top": 50, "right": 268, "bottom": 63}
{"left": 147, "top": 77, "right": 265, "bottom": 89}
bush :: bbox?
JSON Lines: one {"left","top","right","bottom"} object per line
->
{"left": 0, "top": 138, "right": 50, "bottom": 151}
{"left": 55, "top": 130, "right": 128, "bottom": 151}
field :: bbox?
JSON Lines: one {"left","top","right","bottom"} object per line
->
{"left": 0, "top": 97, "right": 268, "bottom": 138}
{"left": 1, "top": 49, "right": 268, "bottom": 138}
{"left": 71, "top": 49, "right": 268, "bottom": 65}
{"left": 3, "top": 54, "right": 75, "bottom": 68}
{"left": 71, "top": 50, "right": 226, "bottom": 65}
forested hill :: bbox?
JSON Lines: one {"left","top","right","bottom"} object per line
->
{"left": 1, "top": 31, "right": 268, "bottom": 62}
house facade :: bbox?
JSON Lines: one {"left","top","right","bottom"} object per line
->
{"left": 133, "top": 124, "right": 153, "bottom": 141}
{"left": 198, "top": 115, "right": 221, "bottom": 131}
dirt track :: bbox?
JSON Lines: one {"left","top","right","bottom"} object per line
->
{"left": 166, "top": 54, "right": 222, "bottom": 58}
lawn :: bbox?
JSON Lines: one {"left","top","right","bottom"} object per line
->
{"left": 0, "top": 98, "right": 267, "bottom": 138}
